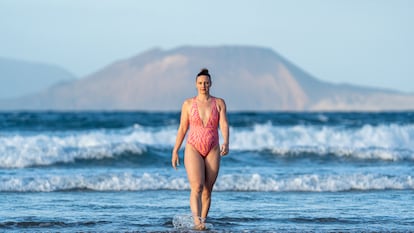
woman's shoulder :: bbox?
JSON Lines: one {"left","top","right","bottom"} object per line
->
{"left": 181, "top": 97, "right": 194, "bottom": 109}
{"left": 213, "top": 96, "right": 227, "bottom": 111}
{"left": 184, "top": 97, "right": 195, "bottom": 104}
{"left": 213, "top": 96, "right": 226, "bottom": 105}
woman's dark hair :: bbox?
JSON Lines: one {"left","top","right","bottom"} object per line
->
{"left": 196, "top": 68, "right": 211, "bottom": 80}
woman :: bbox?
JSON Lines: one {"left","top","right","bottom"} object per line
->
{"left": 171, "top": 68, "right": 229, "bottom": 229}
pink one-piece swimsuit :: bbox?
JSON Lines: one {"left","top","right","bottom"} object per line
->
{"left": 187, "top": 97, "right": 220, "bottom": 157}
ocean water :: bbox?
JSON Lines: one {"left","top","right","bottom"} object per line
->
{"left": 0, "top": 111, "right": 413, "bottom": 232}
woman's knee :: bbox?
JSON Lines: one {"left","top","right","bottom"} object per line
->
{"left": 191, "top": 183, "right": 204, "bottom": 194}
{"left": 202, "top": 185, "right": 213, "bottom": 196}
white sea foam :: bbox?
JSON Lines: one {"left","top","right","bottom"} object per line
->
{"left": 0, "top": 172, "right": 188, "bottom": 192}
{"left": 0, "top": 130, "right": 149, "bottom": 168}
{"left": 215, "top": 173, "right": 414, "bottom": 192}
{"left": 1, "top": 172, "right": 412, "bottom": 192}
{"left": 0, "top": 123, "right": 413, "bottom": 168}
{"left": 230, "top": 123, "right": 414, "bottom": 161}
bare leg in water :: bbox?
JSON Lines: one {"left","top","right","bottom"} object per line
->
{"left": 184, "top": 144, "right": 220, "bottom": 229}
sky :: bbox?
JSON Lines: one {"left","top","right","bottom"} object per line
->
{"left": 1, "top": 0, "right": 413, "bottom": 92}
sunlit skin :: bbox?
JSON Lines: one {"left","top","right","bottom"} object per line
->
{"left": 171, "top": 74, "right": 229, "bottom": 229}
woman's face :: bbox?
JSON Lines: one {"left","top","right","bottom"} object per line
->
{"left": 196, "top": 75, "right": 211, "bottom": 94}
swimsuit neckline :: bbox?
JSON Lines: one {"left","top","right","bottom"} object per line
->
{"left": 194, "top": 97, "right": 216, "bottom": 128}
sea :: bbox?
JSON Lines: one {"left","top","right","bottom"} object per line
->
{"left": 0, "top": 111, "right": 413, "bottom": 232}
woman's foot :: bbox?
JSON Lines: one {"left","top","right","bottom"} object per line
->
{"left": 193, "top": 216, "right": 206, "bottom": 230}
{"left": 193, "top": 223, "right": 206, "bottom": 230}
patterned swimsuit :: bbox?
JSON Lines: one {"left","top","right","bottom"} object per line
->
{"left": 187, "top": 97, "right": 219, "bottom": 157}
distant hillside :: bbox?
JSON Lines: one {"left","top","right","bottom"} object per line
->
{"left": 0, "top": 57, "right": 76, "bottom": 99}
{"left": 1, "top": 46, "right": 414, "bottom": 111}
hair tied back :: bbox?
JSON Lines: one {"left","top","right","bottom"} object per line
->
{"left": 197, "top": 68, "right": 211, "bottom": 78}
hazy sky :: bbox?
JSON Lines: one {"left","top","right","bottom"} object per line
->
{"left": 1, "top": 0, "right": 413, "bottom": 92}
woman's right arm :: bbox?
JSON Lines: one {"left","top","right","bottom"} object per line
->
{"left": 171, "top": 100, "right": 190, "bottom": 169}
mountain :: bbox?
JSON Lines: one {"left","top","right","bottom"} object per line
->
{"left": 0, "top": 57, "right": 76, "bottom": 99}
{"left": 1, "top": 46, "right": 413, "bottom": 111}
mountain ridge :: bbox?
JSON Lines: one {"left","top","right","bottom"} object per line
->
{"left": 1, "top": 45, "right": 413, "bottom": 111}
{"left": 0, "top": 57, "right": 76, "bottom": 99}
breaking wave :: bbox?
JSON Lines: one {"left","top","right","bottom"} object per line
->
{"left": 1, "top": 122, "right": 413, "bottom": 168}
{"left": 1, "top": 172, "right": 412, "bottom": 192}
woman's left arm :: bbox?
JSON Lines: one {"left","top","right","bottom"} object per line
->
{"left": 218, "top": 98, "right": 229, "bottom": 156}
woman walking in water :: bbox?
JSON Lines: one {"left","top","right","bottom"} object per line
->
{"left": 172, "top": 68, "right": 229, "bottom": 230}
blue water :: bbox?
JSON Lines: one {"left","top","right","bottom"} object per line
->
{"left": 0, "top": 112, "right": 413, "bottom": 232}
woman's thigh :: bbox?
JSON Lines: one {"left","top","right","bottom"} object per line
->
{"left": 204, "top": 145, "right": 221, "bottom": 189}
{"left": 184, "top": 144, "right": 205, "bottom": 187}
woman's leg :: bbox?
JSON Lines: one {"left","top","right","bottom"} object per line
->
{"left": 184, "top": 145, "right": 205, "bottom": 225}
{"left": 201, "top": 145, "right": 221, "bottom": 219}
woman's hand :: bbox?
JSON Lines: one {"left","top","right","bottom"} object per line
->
{"left": 220, "top": 143, "right": 229, "bottom": 156}
{"left": 171, "top": 151, "right": 180, "bottom": 170}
